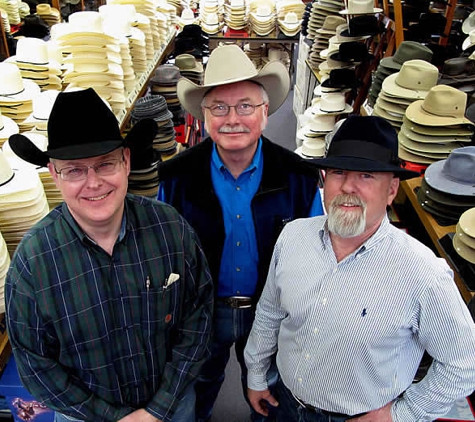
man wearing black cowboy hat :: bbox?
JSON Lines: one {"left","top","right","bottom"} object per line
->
{"left": 5, "top": 88, "right": 213, "bottom": 422}
{"left": 158, "top": 44, "right": 324, "bottom": 422}
{"left": 245, "top": 115, "right": 475, "bottom": 422}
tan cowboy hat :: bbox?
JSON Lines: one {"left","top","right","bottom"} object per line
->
{"left": 456, "top": 222, "right": 475, "bottom": 249}
{"left": 177, "top": 44, "right": 290, "bottom": 121}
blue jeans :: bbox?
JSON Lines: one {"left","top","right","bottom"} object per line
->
{"left": 274, "top": 378, "right": 351, "bottom": 422}
{"left": 54, "top": 383, "right": 196, "bottom": 422}
{"left": 195, "top": 302, "right": 278, "bottom": 422}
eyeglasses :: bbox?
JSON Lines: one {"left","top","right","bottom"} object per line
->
{"left": 203, "top": 102, "right": 265, "bottom": 117}
{"left": 54, "top": 155, "right": 124, "bottom": 181}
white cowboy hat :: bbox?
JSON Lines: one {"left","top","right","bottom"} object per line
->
{"left": 177, "top": 44, "right": 289, "bottom": 121}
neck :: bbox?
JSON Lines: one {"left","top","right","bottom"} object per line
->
{"left": 217, "top": 142, "right": 259, "bottom": 179}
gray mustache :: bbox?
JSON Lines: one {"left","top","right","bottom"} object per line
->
{"left": 218, "top": 126, "right": 251, "bottom": 133}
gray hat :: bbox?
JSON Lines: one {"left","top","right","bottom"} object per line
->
{"left": 380, "top": 41, "right": 433, "bottom": 71}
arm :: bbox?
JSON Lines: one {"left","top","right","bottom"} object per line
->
{"left": 6, "top": 252, "right": 133, "bottom": 421}
{"left": 144, "top": 220, "right": 214, "bottom": 421}
{"left": 391, "top": 269, "right": 475, "bottom": 421}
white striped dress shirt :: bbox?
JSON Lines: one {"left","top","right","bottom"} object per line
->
{"left": 245, "top": 215, "right": 475, "bottom": 422}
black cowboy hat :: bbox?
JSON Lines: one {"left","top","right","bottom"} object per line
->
{"left": 9, "top": 88, "right": 157, "bottom": 167}
{"left": 312, "top": 115, "right": 420, "bottom": 180}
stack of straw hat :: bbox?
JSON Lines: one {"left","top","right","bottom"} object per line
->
{"left": 150, "top": 64, "right": 184, "bottom": 125}
{"left": 7, "top": 37, "right": 62, "bottom": 91}
{"left": 224, "top": 0, "right": 247, "bottom": 30}
{"left": 21, "top": 89, "right": 59, "bottom": 136}
{"left": 0, "top": 62, "right": 41, "bottom": 131}
{"left": 0, "top": 0, "right": 20, "bottom": 25}
{"left": 296, "top": 113, "right": 337, "bottom": 158}
{"left": 454, "top": 207, "right": 475, "bottom": 265}
{"left": 373, "top": 59, "right": 439, "bottom": 132}
{"left": 277, "top": 11, "right": 302, "bottom": 37}
{"left": 0, "top": 107, "right": 19, "bottom": 148}
{"left": 0, "top": 150, "right": 50, "bottom": 257}
{"left": 306, "top": 0, "right": 344, "bottom": 41}
{"left": 367, "top": 41, "right": 433, "bottom": 107}
{"left": 307, "top": 15, "right": 346, "bottom": 68}
{"left": 244, "top": 42, "right": 266, "bottom": 69}
{"left": 36, "top": 3, "right": 61, "bottom": 27}
{"left": 175, "top": 53, "right": 203, "bottom": 85}
{"left": 199, "top": 0, "right": 223, "bottom": 35}
{"left": 249, "top": 3, "right": 276, "bottom": 36}
{"left": 398, "top": 85, "right": 474, "bottom": 169}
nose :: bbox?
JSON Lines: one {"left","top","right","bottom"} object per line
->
{"left": 84, "top": 166, "right": 103, "bottom": 187}
{"left": 340, "top": 173, "right": 358, "bottom": 194}
{"left": 226, "top": 106, "right": 241, "bottom": 122}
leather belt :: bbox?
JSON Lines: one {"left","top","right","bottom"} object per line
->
{"left": 294, "top": 396, "right": 366, "bottom": 419}
{"left": 217, "top": 296, "right": 253, "bottom": 309}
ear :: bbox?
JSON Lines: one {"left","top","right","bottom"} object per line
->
{"left": 123, "top": 147, "right": 131, "bottom": 177}
{"left": 47, "top": 161, "right": 61, "bottom": 189}
{"left": 387, "top": 176, "right": 400, "bottom": 205}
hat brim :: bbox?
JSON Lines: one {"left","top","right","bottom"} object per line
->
{"left": 339, "top": 7, "right": 382, "bottom": 15}
{"left": 424, "top": 159, "right": 475, "bottom": 196}
{"left": 177, "top": 59, "right": 290, "bottom": 121}
{"left": 405, "top": 100, "right": 474, "bottom": 127}
{"left": 312, "top": 156, "right": 420, "bottom": 180}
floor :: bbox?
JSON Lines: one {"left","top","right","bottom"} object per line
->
{"left": 209, "top": 84, "right": 298, "bottom": 422}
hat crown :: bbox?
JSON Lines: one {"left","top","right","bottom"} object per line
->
{"left": 32, "top": 90, "right": 60, "bottom": 120}
{"left": 0, "top": 150, "right": 14, "bottom": 186}
{"left": 181, "top": 8, "right": 194, "bottom": 20}
{"left": 393, "top": 41, "right": 433, "bottom": 64}
{"left": 442, "top": 146, "right": 475, "bottom": 185}
{"left": 256, "top": 5, "right": 272, "bottom": 16}
{"left": 0, "top": 63, "right": 25, "bottom": 96}
{"left": 321, "top": 15, "right": 346, "bottom": 31}
{"left": 203, "top": 45, "right": 258, "bottom": 86}
{"left": 308, "top": 114, "right": 336, "bottom": 131}
{"left": 284, "top": 12, "right": 298, "bottom": 24}
{"left": 422, "top": 85, "right": 467, "bottom": 119}
{"left": 347, "top": 0, "right": 374, "bottom": 13}
{"left": 320, "top": 92, "right": 347, "bottom": 112}
{"left": 396, "top": 59, "right": 439, "bottom": 91}
{"left": 175, "top": 53, "right": 198, "bottom": 70}
{"left": 16, "top": 38, "right": 49, "bottom": 65}
{"left": 46, "top": 88, "right": 122, "bottom": 157}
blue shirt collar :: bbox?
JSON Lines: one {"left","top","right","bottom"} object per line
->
{"left": 211, "top": 138, "right": 263, "bottom": 177}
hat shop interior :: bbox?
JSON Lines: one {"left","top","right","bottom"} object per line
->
{"left": 1, "top": 0, "right": 475, "bottom": 420}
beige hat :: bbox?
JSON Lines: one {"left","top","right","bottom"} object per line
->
{"left": 0, "top": 107, "right": 19, "bottom": 141}
{"left": 402, "top": 115, "right": 474, "bottom": 137}
{"left": 453, "top": 234, "right": 475, "bottom": 264}
{"left": 382, "top": 59, "right": 439, "bottom": 100}
{"left": 177, "top": 44, "right": 289, "bottom": 121}
{"left": 405, "top": 85, "right": 473, "bottom": 127}
{"left": 316, "top": 15, "right": 346, "bottom": 34}
{"left": 400, "top": 123, "right": 473, "bottom": 144}
{"left": 9, "top": 38, "right": 61, "bottom": 73}
{"left": 175, "top": 54, "right": 203, "bottom": 73}
{"left": 459, "top": 208, "right": 475, "bottom": 238}
{"left": 456, "top": 222, "right": 475, "bottom": 249}
{"left": 340, "top": 0, "right": 382, "bottom": 15}
{"left": 0, "top": 62, "right": 41, "bottom": 103}
{"left": 307, "top": 92, "right": 353, "bottom": 115}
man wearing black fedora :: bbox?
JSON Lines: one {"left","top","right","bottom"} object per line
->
{"left": 245, "top": 115, "right": 475, "bottom": 422}
{"left": 5, "top": 88, "right": 213, "bottom": 422}
{"left": 157, "top": 44, "right": 324, "bottom": 422}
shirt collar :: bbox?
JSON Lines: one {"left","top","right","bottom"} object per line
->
{"left": 211, "top": 137, "right": 263, "bottom": 176}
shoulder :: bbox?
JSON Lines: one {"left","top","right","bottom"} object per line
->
{"left": 158, "top": 138, "right": 213, "bottom": 179}
{"left": 280, "top": 216, "right": 326, "bottom": 241}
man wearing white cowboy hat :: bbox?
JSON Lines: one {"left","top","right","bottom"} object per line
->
{"left": 245, "top": 115, "right": 475, "bottom": 422}
{"left": 157, "top": 44, "right": 324, "bottom": 422}
{"left": 5, "top": 88, "right": 214, "bottom": 422}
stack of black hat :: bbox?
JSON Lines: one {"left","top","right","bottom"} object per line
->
{"left": 173, "top": 24, "right": 210, "bottom": 60}
{"left": 300, "top": 2, "right": 312, "bottom": 37}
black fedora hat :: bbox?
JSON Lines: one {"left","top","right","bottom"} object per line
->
{"left": 9, "top": 88, "right": 157, "bottom": 167}
{"left": 312, "top": 115, "right": 420, "bottom": 180}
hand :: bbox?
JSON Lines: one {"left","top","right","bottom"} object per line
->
{"left": 349, "top": 401, "right": 393, "bottom": 422}
{"left": 117, "top": 409, "right": 162, "bottom": 422}
{"left": 247, "top": 388, "right": 279, "bottom": 417}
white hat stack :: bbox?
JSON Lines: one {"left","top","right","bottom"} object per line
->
{"left": 249, "top": 2, "right": 276, "bottom": 36}
{"left": 0, "top": 0, "right": 20, "bottom": 25}
{"left": 224, "top": 0, "right": 247, "bottom": 30}
{"left": 0, "top": 106, "right": 19, "bottom": 147}
{"left": 296, "top": 113, "right": 337, "bottom": 158}
{"left": 0, "top": 150, "right": 50, "bottom": 257}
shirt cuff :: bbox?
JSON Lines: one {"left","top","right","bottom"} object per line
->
{"left": 248, "top": 371, "right": 269, "bottom": 392}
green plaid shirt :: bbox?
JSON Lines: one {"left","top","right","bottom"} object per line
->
{"left": 6, "top": 194, "right": 213, "bottom": 422}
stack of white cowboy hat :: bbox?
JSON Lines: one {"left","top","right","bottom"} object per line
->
{"left": 276, "top": 0, "right": 306, "bottom": 21}
{"left": 167, "top": 0, "right": 184, "bottom": 18}
{"left": 295, "top": 113, "right": 336, "bottom": 158}
{"left": 0, "top": 229, "right": 9, "bottom": 312}
{"left": 0, "top": 107, "right": 19, "bottom": 147}
{"left": 398, "top": 85, "right": 475, "bottom": 167}
{"left": 454, "top": 207, "right": 475, "bottom": 265}
{"left": 307, "top": 15, "right": 346, "bottom": 68}
{"left": 155, "top": 11, "right": 171, "bottom": 48}
{"left": 174, "top": 53, "right": 204, "bottom": 85}
{"left": 339, "top": 0, "right": 382, "bottom": 15}
{"left": 304, "top": 91, "right": 353, "bottom": 120}
{"left": 156, "top": 0, "right": 177, "bottom": 31}
{"left": 131, "top": 12, "right": 156, "bottom": 62}
{"left": 278, "top": 11, "right": 301, "bottom": 37}
{"left": 36, "top": 3, "right": 60, "bottom": 26}
{"left": 224, "top": 0, "right": 247, "bottom": 30}
{"left": 417, "top": 147, "right": 475, "bottom": 225}
{"left": 98, "top": 6, "right": 137, "bottom": 95}
{"left": 178, "top": 8, "right": 197, "bottom": 29}
{"left": 0, "top": 62, "right": 41, "bottom": 130}
{"left": 262, "top": 48, "right": 289, "bottom": 70}
{"left": 0, "top": 0, "right": 20, "bottom": 25}
{"left": 3, "top": 131, "right": 63, "bottom": 209}
{"left": 200, "top": 0, "right": 225, "bottom": 35}
{"left": 21, "top": 89, "right": 60, "bottom": 136}
{"left": 106, "top": 0, "right": 156, "bottom": 19}
{"left": 6, "top": 37, "right": 62, "bottom": 92}
{"left": 249, "top": 3, "right": 276, "bottom": 36}
{"left": 0, "top": 9, "right": 11, "bottom": 34}
{"left": 244, "top": 42, "right": 266, "bottom": 69}
{"left": 373, "top": 59, "right": 439, "bottom": 131}
{"left": 306, "top": 0, "right": 344, "bottom": 40}
{"left": 18, "top": 1, "right": 29, "bottom": 19}
{"left": 0, "top": 150, "right": 50, "bottom": 257}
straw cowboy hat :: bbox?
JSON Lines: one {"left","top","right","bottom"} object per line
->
{"left": 8, "top": 88, "right": 157, "bottom": 167}
{"left": 312, "top": 115, "right": 420, "bottom": 180}
{"left": 177, "top": 44, "right": 290, "bottom": 121}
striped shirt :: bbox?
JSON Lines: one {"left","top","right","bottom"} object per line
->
{"left": 6, "top": 194, "right": 213, "bottom": 422}
{"left": 245, "top": 215, "right": 475, "bottom": 421}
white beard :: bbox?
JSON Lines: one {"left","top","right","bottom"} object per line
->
{"left": 327, "top": 194, "right": 367, "bottom": 238}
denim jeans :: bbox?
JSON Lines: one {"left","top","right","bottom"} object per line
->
{"left": 54, "top": 383, "right": 196, "bottom": 422}
{"left": 274, "top": 378, "right": 349, "bottom": 422}
{"left": 195, "top": 302, "right": 278, "bottom": 422}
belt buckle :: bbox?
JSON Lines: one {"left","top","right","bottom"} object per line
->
{"left": 228, "top": 296, "right": 252, "bottom": 309}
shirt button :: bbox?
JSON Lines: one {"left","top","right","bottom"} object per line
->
{"left": 305, "top": 354, "right": 310, "bottom": 359}
{"left": 236, "top": 267, "right": 241, "bottom": 272}
{"left": 314, "top": 328, "right": 319, "bottom": 333}
{"left": 236, "top": 186, "right": 241, "bottom": 191}
{"left": 237, "top": 214, "right": 241, "bottom": 219}
{"left": 321, "top": 298, "right": 327, "bottom": 305}
{"left": 333, "top": 268, "right": 337, "bottom": 274}
{"left": 298, "top": 378, "right": 302, "bottom": 383}
{"left": 237, "top": 241, "right": 241, "bottom": 246}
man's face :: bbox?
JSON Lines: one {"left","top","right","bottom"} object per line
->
{"left": 323, "top": 169, "right": 399, "bottom": 239}
{"left": 48, "top": 148, "right": 130, "bottom": 232}
{"left": 202, "top": 81, "right": 269, "bottom": 155}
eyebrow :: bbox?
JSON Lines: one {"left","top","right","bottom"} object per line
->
{"left": 208, "top": 97, "right": 253, "bottom": 104}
